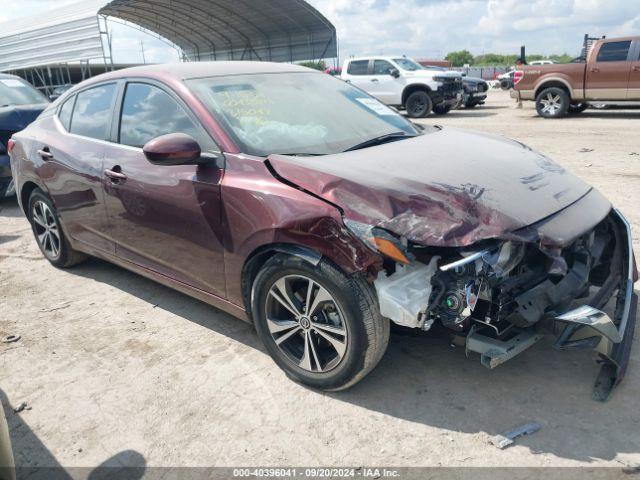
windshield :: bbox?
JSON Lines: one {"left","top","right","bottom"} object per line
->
{"left": 187, "top": 72, "right": 419, "bottom": 156}
{"left": 423, "top": 65, "right": 446, "bottom": 71}
{"left": 0, "top": 78, "right": 47, "bottom": 106}
{"left": 392, "top": 58, "right": 423, "bottom": 71}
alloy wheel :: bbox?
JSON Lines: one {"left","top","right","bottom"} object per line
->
{"left": 265, "top": 275, "right": 348, "bottom": 373}
{"left": 32, "top": 200, "right": 61, "bottom": 259}
{"left": 540, "top": 93, "right": 562, "bottom": 115}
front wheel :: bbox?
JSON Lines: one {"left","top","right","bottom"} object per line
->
{"left": 252, "top": 255, "right": 389, "bottom": 391}
{"left": 405, "top": 91, "right": 433, "bottom": 118}
{"left": 535, "top": 87, "right": 570, "bottom": 118}
{"left": 433, "top": 104, "right": 452, "bottom": 115}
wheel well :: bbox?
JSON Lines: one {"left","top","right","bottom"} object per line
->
{"left": 240, "top": 244, "right": 322, "bottom": 317}
{"left": 19, "top": 181, "right": 40, "bottom": 216}
{"left": 402, "top": 84, "right": 431, "bottom": 106}
{"left": 535, "top": 81, "right": 571, "bottom": 101}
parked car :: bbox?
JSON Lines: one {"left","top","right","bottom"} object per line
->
{"left": 423, "top": 66, "right": 489, "bottom": 108}
{"left": 341, "top": 56, "right": 463, "bottom": 117}
{"left": 513, "top": 35, "right": 640, "bottom": 118}
{"left": 498, "top": 70, "right": 515, "bottom": 90}
{"left": 0, "top": 74, "right": 48, "bottom": 198}
{"left": 10, "top": 62, "right": 637, "bottom": 399}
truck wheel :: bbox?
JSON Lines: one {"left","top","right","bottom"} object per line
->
{"left": 433, "top": 104, "right": 451, "bottom": 115}
{"left": 536, "top": 87, "right": 570, "bottom": 118}
{"left": 252, "top": 254, "right": 389, "bottom": 391}
{"left": 405, "top": 91, "right": 433, "bottom": 118}
{"left": 568, "top": 103, "right": 588, "bottom": 114}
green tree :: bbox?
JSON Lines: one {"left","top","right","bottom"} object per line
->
{"left": 445, "top": 50, "right": 474, "bottom": 67}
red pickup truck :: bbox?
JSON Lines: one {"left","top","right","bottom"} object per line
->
{"left": 512, "top": 35, "right": 640, "bottom": 118}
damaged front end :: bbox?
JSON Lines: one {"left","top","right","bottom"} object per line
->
{"left": 266, "top": 130, "right": 637, "bottom": 401}
{"left": 354, "top": 208, "right": 637, "bottom": 402}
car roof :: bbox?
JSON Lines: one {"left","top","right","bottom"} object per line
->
{"left": 0, "top": 73, "right": 20, "bottom": 79}
{"left": 82, "top": 61, "right": 317, "bottom": 84}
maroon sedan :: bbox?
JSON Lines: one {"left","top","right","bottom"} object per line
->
{"left": 9, "top": 62, "right": 637, "bottom": 399}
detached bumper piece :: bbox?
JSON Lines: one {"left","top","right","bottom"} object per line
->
{"left": 554, "top": 209, "right": 637, "bottom": 402}
{"left": 466, "top": 325, "right": 543, "bottom": 369}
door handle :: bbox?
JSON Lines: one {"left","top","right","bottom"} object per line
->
{"left": 371, "top": 78, "right": 379, "bottom": 82}
{"left": 104, "top": 167, "right": 127, "bottom": 183}
{"left": 590, "top": 68, "right": 600, "bottom": 73}
{"left": 633, "top": 66, "right": 640, "bottom": 72}
{"left": 37, "top": 147, "right": 53, "bottom": 160}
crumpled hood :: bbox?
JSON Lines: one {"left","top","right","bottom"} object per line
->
{"left": 267, "top": 127, "right": 593, "bottom": 247}
{"left": 0, "top": 103, "right": 47, "bottom": 131}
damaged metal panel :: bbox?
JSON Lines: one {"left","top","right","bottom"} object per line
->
{"left": 267, "top": 128, "right": 598, "bottom": 248}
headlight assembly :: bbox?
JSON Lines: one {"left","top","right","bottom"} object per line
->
{"left": 344, "top": 219, "right": 412, "bottom": 264}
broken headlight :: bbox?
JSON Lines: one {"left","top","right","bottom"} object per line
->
{"left": 344, "top": 219, "right": 413, "bottom": 265}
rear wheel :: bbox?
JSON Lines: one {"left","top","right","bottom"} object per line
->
{"left": 433, "top": 104, "right": 452, "bottom": 115}
{"left": 28, "top": 189, "right": 86, "bottom": 268}
{"left": 535, "top": 87, "right": 570, "bottom": 118}
{"left": 405, "top": 91, "right": 433, "bottom": 118}
{"left": 252, "top": 254, "right": 389, "bottom": 391}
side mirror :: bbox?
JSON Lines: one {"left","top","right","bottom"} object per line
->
{"left": 389, "top": 68, "right": 400, "bottom": 78}
{"left": 143, "top": 133, "right": 207, "bottom": 166}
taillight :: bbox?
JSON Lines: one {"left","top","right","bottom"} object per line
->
{"left": 7, "top": 138, "right": 15, "bottom": 155}
{"left": 514, "top": 70, "right": 524, "bottom": 86}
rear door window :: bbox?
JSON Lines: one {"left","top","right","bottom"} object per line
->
{"left": 118, "top": 83, "right": 204, "bottom": 148}
{"left": 347, "top": 60, "right": 369, "bottom": 75}
{"left": 70, "top": 84, "right": 117, "bottom": 140}
{"left": 596, "top": 41, "right": 632, "bottom": 62}
{"left": 58, "top": 95, "right": 75, "bottom": 131}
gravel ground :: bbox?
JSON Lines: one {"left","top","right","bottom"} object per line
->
{"left": 1, "top": 90, "right": 639, "bottom": 473}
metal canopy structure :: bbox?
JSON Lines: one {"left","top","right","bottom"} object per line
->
{"left": 0, "top": 0, "right": 337, "bottom": 74}
{"left": 100, "top": 0, "right": 337, "bottom": 62}
{"left": 0, "top": 0, "right": 112, "bottom": 73}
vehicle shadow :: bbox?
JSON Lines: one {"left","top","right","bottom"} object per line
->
{"left": 0, "top": 389, "right": 146, "bottom": 479}
{"left": 0, "top": 196, "right": 22, "bottom": 219}
{"left": 63, "top": 258, "right": 640, "bottom": 464}
{"left": 579, "top": 111, "right": 640, "bottom": 119}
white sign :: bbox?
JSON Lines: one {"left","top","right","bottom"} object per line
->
{"left": 356, "top": 97, "right": 398, "bottom": 116}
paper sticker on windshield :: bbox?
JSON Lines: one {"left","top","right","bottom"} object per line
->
{"left": 0, "top": 79, "right": 25, "bottom": 88}
{"left": 356, "top": 98, "right": 398, "bottom": 116}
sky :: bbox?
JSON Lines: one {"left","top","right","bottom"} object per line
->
{"left": 1, "top": 0, "right": 639, "bottom": 63}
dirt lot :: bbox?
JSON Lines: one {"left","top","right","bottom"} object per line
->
{"left": 1, "top": 90, "right": 640, "bottom": 473}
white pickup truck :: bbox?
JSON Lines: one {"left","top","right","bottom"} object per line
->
{"left": 341, "top": 56, "right": 463, "bottom": 117}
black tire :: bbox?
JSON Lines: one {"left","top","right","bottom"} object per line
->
{"left": 433, "top": 104, "right": 452, "bottom": 115}
{"left": 28, "top": 189, "right": 86, "bottom": 268}
{"left": 252, "top": 254, "right": 389, "bottom": 391}
{"left": 535, "top": 87, "right": 570, "bottom": 118}
{"left": 464, "top": 102, "right": 478, "bottom": 108}
{"left": 568, "top": 102, "right": 588, "bottom": 114}
{"left": 405, "top": 91, "right": 433, "bottom": 118}
{"left": 500, "top": 79, "right": 512, "bottom": 90}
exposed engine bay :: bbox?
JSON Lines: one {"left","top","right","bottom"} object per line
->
{"left": 373, "top": 209, "right": 637, "bottom": 402}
